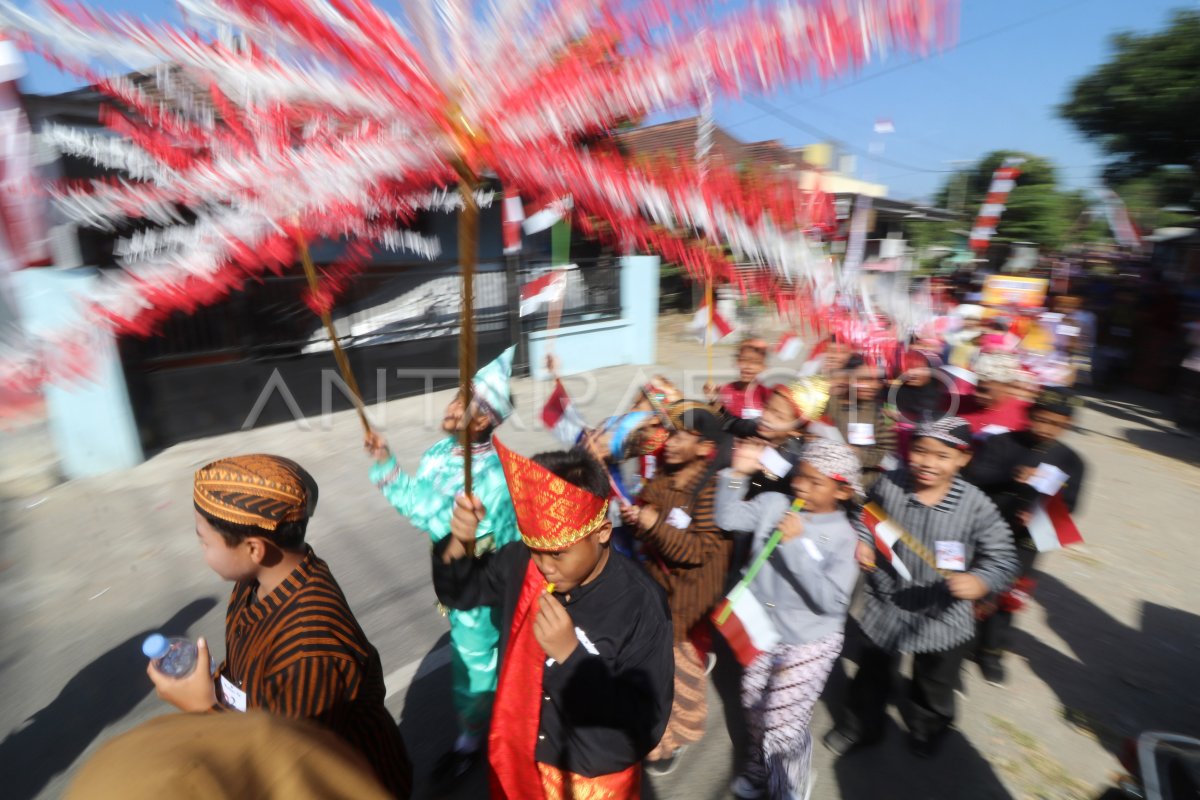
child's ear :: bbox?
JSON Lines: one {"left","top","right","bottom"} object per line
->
{"left": 835, "top": 483, "right": 856, "bottom": 501}
{"left": 595, "top": 521, "right": 613, "bottom": 545}
{"left": 245, "top": 537, "right": 267, "bottom": 565}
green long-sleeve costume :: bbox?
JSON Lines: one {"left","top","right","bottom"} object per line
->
{"left": 370, "top": 436, "right": 517, "bottom": 737}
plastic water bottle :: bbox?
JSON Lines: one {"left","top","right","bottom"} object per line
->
{"left": 142, "top": 634, "right": 198, "bottom": 678}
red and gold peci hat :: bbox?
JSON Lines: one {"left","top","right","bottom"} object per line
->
{"left": 494, "top": 438, "right": 609, "bottom": 552}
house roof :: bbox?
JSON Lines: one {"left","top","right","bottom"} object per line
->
{"left": 616, "top": 117, "right": 747, "bottom": 166}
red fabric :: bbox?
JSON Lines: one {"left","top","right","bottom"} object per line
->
{"left": 488, "top": 559, "right": 547, "bottom": 800}
{"left": 960, "top": 395, "right": 1031, "bottom": 435}
{"left": 536, "top": 761, "right": 641, "bottom": 799}
{"left": 718, "top": 381, "right": 772, "bottom": 419}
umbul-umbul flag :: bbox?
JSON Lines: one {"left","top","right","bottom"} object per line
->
{"left": 689, "top": 298, "right": 734, "bottom": 344}
{"left": 541, "top": 379, "right": 587, "bottom": 445}
{"left": 519, "top": 268, "right": 568, "bottom": 317}
{"left": 522, "top": 196, "right": 572, "bottom": 234}
{"left": 861, "top": 502, "right": 914, "bottom": 581}
{"left": 775, "top": 331, "right": 802, "bottom": 361}
{"left": 1027, "top": 493, "right": 1083, "bottom": 552}
{"left": 502, "top": 190, "right": 524, "bottom": 254}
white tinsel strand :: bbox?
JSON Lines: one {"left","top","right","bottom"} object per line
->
{"left": 40, "top": 124, "right": 174, "bottom": 183}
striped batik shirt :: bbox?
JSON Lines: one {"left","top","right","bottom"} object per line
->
{"left": 857, "top": 470, "right": 1018, "bottom": 654}
{"left": 217, "top": 547, "right": 411, "bottom": 798}
{"left": 636, "top": 469, "right": 731, "bottom": 642}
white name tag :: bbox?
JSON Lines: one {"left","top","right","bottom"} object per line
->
{"left": 642, "top": 455, "right": 656, "bottom": 480}
{"left": 1056, "top": 324, "right": 1081, "bottom": 337}
{"left": 666, "top": 507, "right": 692, "bottom": 529}
{"left": 847, "top": 422, "right": 876, "bottom": 446}
{"left": 758, "top": 447, "right": 792, "bottom": 479}
{"left": 935, "top": 540, "right": 966, "bottom": 571}
{"left": 980, "top": 424, "right": 1011, "bottom": 437}
{"left": 220, "top": 674, "right": 248, "bottom": 712}
{"left": 801, "top": 538, "right": 824, "bottom": 562}
{"left": 1028, "top": 462, "right": 1068, "bottom": 496}
{"left": 741, "top": 407, "right": 763, "bottom": 419}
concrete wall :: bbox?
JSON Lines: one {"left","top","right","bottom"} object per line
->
{"left": 12, "top": 268, "right": 143, "bottom": 479}
{"left": 527, "top": 255, "right": 660, "bottom": 381}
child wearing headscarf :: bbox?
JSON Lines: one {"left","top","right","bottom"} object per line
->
{"left": 716, "top": 439, "right": 865, "bottom": 800}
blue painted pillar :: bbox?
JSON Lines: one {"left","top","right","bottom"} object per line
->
{"left": 13, "top": 268, "right": 144, "bottom": 478}
{"left": 619, "top": 255, "right": 660, "bottom": 365}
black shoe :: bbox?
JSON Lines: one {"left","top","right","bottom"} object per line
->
{"left": 822, "top": 728, "right": 877, "bottom": 756}
{"left": 430, "top": 748, "right": 480, "bottom": 790}
{"left": 979, "top": 655, "right": 1006, "bottom": 687}
{"left": 907, "top": 733, "right": 943, "bottom": 759}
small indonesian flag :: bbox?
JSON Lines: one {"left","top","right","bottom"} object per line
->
{"left": 775, "top": 331, "right": 802, "bottom": 361}
{"left": 519, "top": 268, "right": 568, "bottom": 317}
{"left": 861, "top": 502, "right": 913, "bottom": 581}
{"left": 689, "top": 299, "right": 734, "bottom": 344}
{"left": 710, "top": 587, "right": 781, "bottom": 668}
{"left": 939, "top": 364, "right": 978, "bottom": 397}
{"left": 874, "top": 118, "right": 895, "bottom": 134}
{"left": 541, "top": 379, "right": 587, "bottom": 445}
{"left": 502, "top": 190, "right": 524, "bottom": 254}
{"left": 522, "top": 196, "right": 573, "bottom": 234}
{"left": 1026, "top": 493, "right": 1083, "bottom": 552}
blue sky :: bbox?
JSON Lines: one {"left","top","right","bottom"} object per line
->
{"left": 16, "top": 0, "right": 1195, "bottom": 202}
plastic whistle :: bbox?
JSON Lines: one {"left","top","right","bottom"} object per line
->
{"left": 545, "top": 583, "right": 556, "bottom": 594}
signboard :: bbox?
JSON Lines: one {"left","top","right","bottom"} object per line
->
{"left": 981, "top": 275, "right": 1048, "bottom": 309}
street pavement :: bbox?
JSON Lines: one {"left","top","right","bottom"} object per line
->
{"left": 1, "top": 314, "right": 1198, "bottom": 800}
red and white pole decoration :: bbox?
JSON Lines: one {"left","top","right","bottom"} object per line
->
{"left": 502, "top": 189, "right": 524, "bottom": 254}
{"left": 969, "top": 158, "right": 1024, "bottom": 252}
{"left": 1095, "top": 188, "right": 1141, "bottom": 250}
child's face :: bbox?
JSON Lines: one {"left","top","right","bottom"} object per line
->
{"left": 441, "top": 397, "right": 491, "bottom": 437}
{"left": 790, "top": 462, "right": 853, "bottom": 513}
{"left": 664, "top": 429, "right": 712, "bottom": 466}
{"left": 737, "top": 350, "right": 766, "bottom": 384}
{"left": 908, "top": 437, "right": 971, "bottom": 490}
{"left": 194, "top": 510, "right": 258, "bottom": 582}
{"left": 1027, "top": 409, "right": 1072, "bottom": 444}
{"left": 529, "top": 524, "right": 611, "bottom": 594}
{"left": 757, "top": 392, "right": 801, "bottom": 444}
{"left": 852, "top": 365, "right": 884, "bottom": 404}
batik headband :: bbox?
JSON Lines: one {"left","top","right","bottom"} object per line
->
{"left": 913, "top": 416, "right": 973, "bottom": 451}
{"left": 800, "top": 438, "right": 864, "bottom": 497}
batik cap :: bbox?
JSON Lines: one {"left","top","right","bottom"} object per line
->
{"left": 494, "top": 437, "right": 609, "bottom": 552}
{"left": 472, "top": 345, "right": 516, "bottom": 424}
{"left": 800, "top": 438, "right": 863, "bottom": 497}
{"left": 194, "top": 455, "right": 317, "bottom": 532}
{"left": 775, "top": 376, "right": 831, "bottom": 422}
{"left": 666, "top": 400, "right": 721, "bottom": 440}
{"left": 913, "top": 416, "right": 973, "bottom": 451}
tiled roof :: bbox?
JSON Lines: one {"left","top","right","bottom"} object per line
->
{"left": 616, "top": 116, "right": 813, "bottom": 172}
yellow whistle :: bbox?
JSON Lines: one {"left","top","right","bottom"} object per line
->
{"left": 545, "top": 583, "right": 556, "bottom": 594}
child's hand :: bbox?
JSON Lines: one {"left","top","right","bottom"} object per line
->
{"left": 364, "top": 431, "right": 391, "bottom": 463}
{"left": 1013, "top": 465, "right": 1036, "bottom": 484}
{"left": 619, "top": 503, "right": 640, "bottom": 527}
{"left": 946, "top": 572, "right": 989, "bottom": 600}
{"left": 638, "top": 504, "right": 661, "bottom": 531}
{"left": 545, "top": 354, "right": 560, "bottom": 377}
{"left": 703, "top": 380, "right": 719, "bottom": 402}
{"left": 450, "top": 494, "right": 485, "bottom": 546}
{"left": 856, "top": 541, "right": 877, "bottom": 571}
{"left": 730, "top": 438, "right": 765, "bottom": 476}
{"left": 147, "top": 637, "right": 217, "bottom": 713}
{"left": 778, "top": 512, "right": 804, "bottom": 542}
{"left": 534, "top": 593, "right": 578, "bottom": 664}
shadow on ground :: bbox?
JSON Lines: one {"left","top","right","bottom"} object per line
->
{"left": 0, "top": 596, "right": 219, "bottom": 800}
{"left": 1011, "top": 574, "right": 1200, "bottom": 761}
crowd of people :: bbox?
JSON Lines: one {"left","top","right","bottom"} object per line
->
{"left": 65, "top": 284, "right": 1104, "bottom": 800}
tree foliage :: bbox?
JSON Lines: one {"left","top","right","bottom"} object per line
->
{"left": 1059, "top": 10, "right": 1200, "bottom": 185}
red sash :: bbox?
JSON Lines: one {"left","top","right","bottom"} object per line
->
{"left": 488, "top": 558, "right": 547, "bottom": 799}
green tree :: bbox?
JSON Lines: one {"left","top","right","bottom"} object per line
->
{"left": 1059, "top": 10, "right": 1200, "bottom": 187}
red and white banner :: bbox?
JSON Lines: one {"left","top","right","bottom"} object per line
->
{"left": 502, "top": 189, "right": 524, "bottom": 254}
{"left": 522, "top": 196, "right": 572, "bottom": 235}
{"left": 519, "top": 268, "right": 568, "bottom": 317}
{"left": 689, "top": 298, "right": 734, "bottom": 344}
{"left": 541, "top": 379, "right": 587, "bottom": 445}
{"left": 1027, "top": 493, "right": 1083, "bottom": 552}
{"left": 862, "top": 502, "right": 914, "bottom": 581}
{"left": 1095, "top": 188, "right": 1141, "bottom": 250}
{"left": 969, "top": 159, "right": 1024, "bottom": 252}
{"left": 0, "top": 39, "right": 50, "bottom": 269}
{"left": 775, "top": 330, "right": 802, "bottom": 361}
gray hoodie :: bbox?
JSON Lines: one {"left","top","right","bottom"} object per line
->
{"left": 715, "top": 468, "right": 860, "bottom": 646}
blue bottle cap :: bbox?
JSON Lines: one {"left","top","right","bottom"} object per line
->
{"left": 142, "top": 633, "right": 168, "bottom": 659}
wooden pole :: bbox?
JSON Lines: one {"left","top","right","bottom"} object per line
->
{"left": 296, "top": 232, "right": 372, "bottom": 436}
{"left": 455, "top": 165, "right": 479, "bottom": 497}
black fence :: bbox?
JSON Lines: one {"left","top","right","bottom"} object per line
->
{"left": 118, "top": 255, "right": 623, "bottom": 451}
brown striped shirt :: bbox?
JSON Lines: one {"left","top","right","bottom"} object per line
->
{"left": 217, "top": 548, "right": 411, "bottom": 798}
{"left": 636, "top": 469, "right": 731, "bottom": 642}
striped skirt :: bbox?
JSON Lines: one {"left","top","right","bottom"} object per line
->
{"left": 648, "top": 641, "right": 708, "bottom": 760}
{"left": 740, "top": 633, "right": 844, "bottom": 800}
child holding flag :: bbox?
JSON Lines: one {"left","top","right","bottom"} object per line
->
{"left": 824, "top": 417, "right": 1018, "bottom": 758}
{"left": 715, "top": 438, "right": 864, "bottom": 800}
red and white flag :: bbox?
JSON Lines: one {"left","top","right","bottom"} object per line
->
{"left": 1027, "top": 493, "right": 1083, "bottom": 552}
{"left": 0, "top": 39, "right": 50, "bottom": 269}
{"left": 939, "top": 364, "right": 978, "bottom": 397}
{"left": 775, "top": 331, "right": 802, "bottom": 361}
{"left": 522, "top": 196, "right": 572, "bottom": 234}
{"left": 519, "top": 268, "right": 567, "bottom": 317}
{"left": 709, "top": 585, "right": 781, "bottom": 668}
{"left": 541, "top": 379, "right": 587, "bottom": 445}
{"left": 502, "top": 189, "right": 524, "bottom": 254}
{"left": 689, "top": 298, "right": 734, "bottom": 344}
{"left": 969, "top": 158, "right": 1024, "bottom": 252}
{"left": 862, "top": 502, "right": 913, "bottom": 581}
